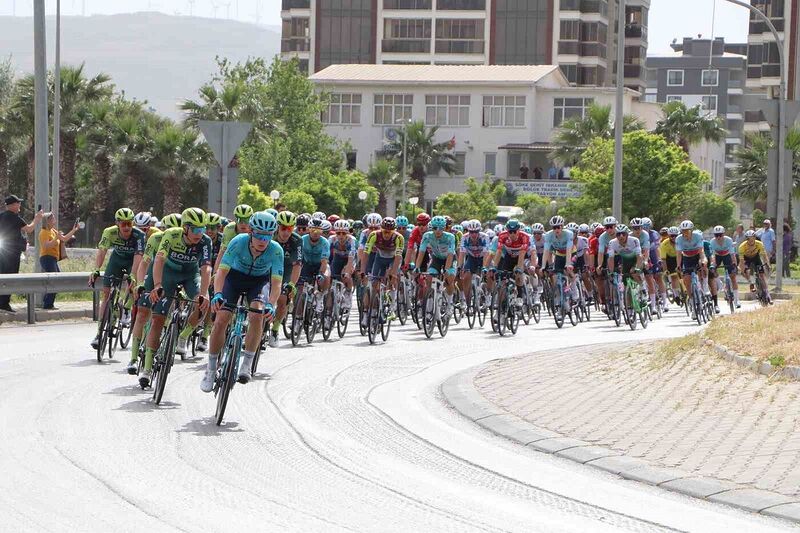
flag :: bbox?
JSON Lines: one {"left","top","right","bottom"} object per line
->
{"left": 447, "top": 136, "right": 456, "bottom": 150}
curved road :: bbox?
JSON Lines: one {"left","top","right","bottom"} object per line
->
{"left": 0, "top": 306, "right": 792, "bottom": 532}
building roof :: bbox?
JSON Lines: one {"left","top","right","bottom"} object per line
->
{"left": 310, "top": 64, "right": 563, "bottom": 86}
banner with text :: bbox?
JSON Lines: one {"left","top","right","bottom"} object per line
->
{"left": 506, "top": 180, "right": 580, "bottom": 199}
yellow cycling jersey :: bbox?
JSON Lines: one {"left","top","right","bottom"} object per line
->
{"left": 659, "top": 238, "right": 677, "bottom": 259}
{"left": 738, "top": 239, "right": 766, "bottom": 259}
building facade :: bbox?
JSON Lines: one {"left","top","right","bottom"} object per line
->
{"left": 283, "top": 0, "right": 650, "bottom": 94}
{"left": 645, "top": 37, "right": 746, "bottom": 192}
{"left": 310, "top": 64, "right": 659, "bottom": 213}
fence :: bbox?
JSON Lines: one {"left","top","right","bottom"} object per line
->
{"left": 0, "top": 272, "right": 100, "bottom": 324}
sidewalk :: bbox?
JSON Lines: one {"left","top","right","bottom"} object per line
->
{"left": 0, "top": 301, "right": 94, "bottom": 326}
{"left": 443, "top": 341, "right": 800, "bottom": 522}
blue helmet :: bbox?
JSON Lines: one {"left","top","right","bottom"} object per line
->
{"left": 250, "top": 212, "right": 278, "bottom": 233}
{"left": 430, "top": 216, "right": 447, "bottom": 230}
{"left": 395, "top": 215, "right": 409, "bottom": 228}
{"left": 506, "top": 219, "right": 521, "bottom": 231}
{"left": 265, "top": 208, "right": 279, "bottom": 218}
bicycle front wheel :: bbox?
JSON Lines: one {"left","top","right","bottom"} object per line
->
{"left": 422, "top": 289, "right": 436, "bottom": 339}
{"left": 153, "top": 322, "right": 177, "bottom": 404}
{"left": 367, "top": 290, "right": 379, "bottom": 345}
{"left": 215, "top": 334, "right": 240, "bottom": 426}
{"left": 290, "top": 293, "right": 305, "bottom": 346}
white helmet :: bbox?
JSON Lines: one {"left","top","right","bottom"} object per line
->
{"left": 642, "top": 217, "right": 653, "bottom": 229}
{"left": 603, "top": 216, "right": 617, "bottom": 226}
{"left": 311, "top": 211, "right": 326, "bottom": 220}
{"left": 134, "top": 211, "right": 152, "bottom": 227}
{"left": 494, "top": 224, "right": 504, "bottom": 234}
{"left": 668, "top": 226, "right": 680, "bottom": 236}
{"left": 320, "top": 220, "right": 332, "bottom": 232}
{"left": 532, "top": 223, "right": 545, "bottom": 233}
{"left": 679, "top": 220, "right": 694, "bottom": 231}
{"left": 333, "top": 219, "right": 351, "bottom": 232}
{"left": 713, "top": 225, "right": 725, "bottom": 235}
{"left": 565, "top": 222, "right": 579, "bottom": 232}
{"left": 465, "top": 220, "right": 482, "bottom": 232}
{"left": 578, "top": 223, "right": 590, "bottom": 234}
{"left": 484, "top": 229, "right": 496, "bottom": 239}
{"left": 366, "top": 213, "right": 383, "bottom": 227}
{"left": 549, "top": 215, "right": 565, "bottom": 227}
{"left": 615, "top": 224, "right": 629, "bottom": 234}
{"left": 745, "top": 229, "right": 756, "bottom": 238}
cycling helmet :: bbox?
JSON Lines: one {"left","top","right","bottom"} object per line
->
{"left": 276, "top": 210, "right": 297, "bottom": 227}
{"left": 602, "top": 216, "right": 617, "bottom": 227}
{"left": 549, "top": 215, "right": 565, "bottom": 227}
{"left": 296, "top": 213, "right": 311, "bottom": 228}
{"left": 679, "top": 220, "right": 694, "bottom": 231}
{"left": 532, "top": 223, "right": 545, "bottom": 234}
{"left": 745, "top": 229, "right": 757, "bottom": 238}
{"left": 494, "top": 224, "right": 504, "bottom": 234}
{"left": 352, "top": 220, "right": 363, "bottom": 230}
{"left": 522, "top": 226, "right": 532, "bottom": 235}
{"left": 250, "top": 212, "right": 278, "bottom": 233}
{"left": 333, "top": 219, "right": 351, "bottom": 232}
{"left": 206, "top": 212, "right": 222, "bottom": 227}
{"left": 629, "top": 217, "right": 643, "bottom": 228}
{"left": 506, "top": 219, "right": 521, "bottom": 231}
{"left": 578, "top": 223, "right": 590, "bottom": 234}
{"left": 361, "top": 214, "right": 369, "bottom": 225}
{"left": 233, "top": 204, "right": 253, "bottom": 220}
{"left": 668, "top": 226, "right": 680, "bottom": 236}
{"left": 465, "top": 220, "right": 482, "bottom": 232}
{"left": 713, "top": 225, "right": 726, "bottom": 235}
{"left": 366, "top": 213, "right": 383, "bottom": 227}
{"left": 485, "top": 229, "right": 496, "bottom": 239}
{"left": 311, "top": 211, "right": 326, "bottom": 220}
{"left": 642, "top": 217, "right": 653, "bottom": 229}
{"left": 115, "top": 208, "right": 135, "bottom": 222}
{"left": 593, "top": 226, "right": 604, "bottom": 237}
{"left": 444, "top": 215, "right": 453, "bottom": 227}
{"left": 308, "top": 218, "right": 324, "bottom": 230}
{"left": 590, "top": 222, "right": 601, "bottom": 232}
{"left": 395, "top": 215, "right": 409, "bottom": 228}
{"left": 149, "top": 215, "right": 159, "bottom": 226}
{"left": 615, "top": 224, "right": 629, "bottom": 235}
{"left": 181, "top": 207, "right": 207, "bottom": 227}
{"left": 134, "top": 211, "right": 151, "bottom": 227}
{"left": 565, "top": 222, "right": 579, "bottom": 232}
{"left": 327, "top": 214, "right": 340, "bottom": 225}
{"left": 452, "top": 224, "right": 463, "bottom": 233}
{"left": 162, "top": 213, "right": 181, "bottom": 229}
{"left": 220, "top": 217, "right": 230, "bottom": 227}
{"left": 381, "top": 217, "right": 397, "bottom": 230}
{"left": 413, "top": 213, "right": 429, "bottom": 226}
{"left": 265, "top": 208, "right": 279, "bottom": 218}
{"left": 660, "top": 227, "right": 669, "bottom": 235}
{"left": 320, "top": 220, "right": 332, "bottom": 232}
{"left": 430, "top": 216, "right": 447, "bottom": 230}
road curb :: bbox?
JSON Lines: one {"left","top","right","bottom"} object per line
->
{"left": 711, "top": 341, "right": 800, "bottom": 381}
{"left": 441, "top": 363, "right": 800, "bottom": 523}
{"left": 0, "top": 308, "right": 93, "bottom": 325}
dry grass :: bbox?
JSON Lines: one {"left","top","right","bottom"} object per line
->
{"left": 705, "top": 299, "right": 800, "bottom": 365}
{"left": 647, "top": 333, "right": 708, "bottom": 370}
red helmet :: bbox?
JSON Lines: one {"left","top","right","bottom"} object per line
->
{"left": 327, "top": 214, "right": 340, "bottom": 225}
{"left": 593, "top": 226, "right": 604, "bottom": 237}
{"left": 416, "top": 213, "right": 431, "bottom": 225}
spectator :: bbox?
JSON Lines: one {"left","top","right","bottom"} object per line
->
{"left": 39, "top": 212, "right": 80, "bottom": 310}
{"left": 0, "top": 194, "right": 43, "bottom": 313}
{"left": 548, "top": 165, "right": 558, "bottom": 180}
{"left": 533, "top": 166, "right": 542, "bottom": 180}
{"left": 783, "top": 223, "right": 793, "bottom": 278}
{"left": 275, "top": 202, "right": 286, "bottom": 212}
{"left": 732, "top": 223, "right": 745, "bottom": 248}
{"left": 519, "top": 163, "right": 529, "bottom": 180}
{"left": 758, "top": 219, "right": 776, "bottom": 261}
{"left": 561, "top": 166, "right": 571, "bottom": 180}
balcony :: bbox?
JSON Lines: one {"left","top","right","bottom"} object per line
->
{"left": 282, "top": 0, "right": 310, "bottom": 9}
{"left": 625, "top": 24, "right": 647, "bottom": 40}
{"left": 435, "top": 39, "right": 485, "bottom": 54}
{"left": 749, "top": 18, "right": 784, "bottom": 34}
{"left": 384, "top": 0, "right": 432, "bottom": 8}
{"left": 559, "top": 0, "right": 608, "bottom": 15}
{"left": 623, "top": 65, "right": 642, "bottom": 79}
{"left": 382, "top": 39, "right": 431, "bottom": 53}
{"left": 762, "top": 64, "right": 781, "bottom": 78}
{"left": 281, "top": 38, "right": 311, "bottom": 52}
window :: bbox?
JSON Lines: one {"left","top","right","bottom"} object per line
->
{"left": 454, "top": 152, "right": 467, "bottom": 175}
{"left": 667, "top": 69, "right": 684, "bottom": 86}
{"left": 435, "top": 19, "right": 485, "bottom": 54}
{"left": 701, "top": 95, "right": 717, "bottom": 113}
{"left": 346, "top": 152, "right": 357, "bottom": 170}
{"left": 666, "top": 95, "right": 682, "bottom": 103}
{"left": 322, "top": 93, "right": 362, "bottom": 125}
{"left": 484, "top": 153, "right": 496, "bottom": 176}
{"left": 437, "top": 0, "right": 485, "bottom": 9}
{"left": 560, "top": 20, "right": 580, "bottom": 40}
{"left": 425, "top": 95, "right": 470, "bottom": 126}
{"left": 552, "top": 97, "right": 594, "bottom": 127}
{"left": 383, "top": 0, "right": 431, "bottom": 8}
{"left": 481, "top": 95, "right": 526, "bottom": 127}
{"left": 373, "top": 94, "right": 413, "bottom": 125}
{"left": 701, "top": 69, "right": 719, "bottom": 86}
{"left": 383, "top": 18, "right": 432, "bottom": 52}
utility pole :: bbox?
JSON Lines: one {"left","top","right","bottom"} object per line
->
{"left": 612, "top": 0, "right": 625, "bottom": 221}
{"left": 52, "top": 0, "right": 62, "bottom": 226}
{"left": 33, "top": 0, "right": 49, "bottom": 267}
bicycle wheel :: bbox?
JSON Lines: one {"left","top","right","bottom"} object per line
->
{"left": 437, "top": 293, "right": 450, "bottom": 338}
{"left": 119, "top": 302, "right": 134, "bottom": 349}
{"left": 567, "top": 297, "right": 577, "bottom": 326}
{"left": 507, "top": 291, "right": 519, "bottom": 335}
{"left": 153, "top": 322, "right": 176, "bottom": 405}
{"left": 465, "top": 288, "right": 476, "bottom": 329}
{"left": 397, "top": 282, "right": 408, "bottom": 326}
{"left": 451, "top": 289, "right": 463, "bottom": 325}
{"left": 496, "top": 288, "right": 508, "bottom": 337}
{"left": 290, "top": 293, "right": 305, "bottom": 346}
{"left": 215, "top": 334, "right": 240, "bottom": 426}
{"left": 305, "top": 297, "right": 319, "bottom": 344}
{"left": 625, "top": 286, "right": 638, "bottom": 331}
{"left": 552, "top": 286, "right": 564, "bottom": 329}
{"left": 367, "top": 290, "right": 379, "bottom": 345}
{"left": 381, "top": 296, "right": 392, "bottom": 341}
{"left": 422, "top": 289, "right": 436, "bottom": 339}
{"left": 477, "top": 284, "right": 489, "bottom": 327}
{"left": 692, "top": 290, "right": 704, "bottom": 325}
{"left": 336, "top": 296, "right": 350, "bottom": 338}
{"left": 282, "top": 309, "right": 292, "bottom": 339}
{"left": 96, "top": 300, "right": 113, "bottom": 363}
{"left": 321, "top": 291, "right": 334, "bottom": 341}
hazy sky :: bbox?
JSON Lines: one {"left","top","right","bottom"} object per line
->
{"left": 1, "top": 0, "right": 750, "bottom": 52}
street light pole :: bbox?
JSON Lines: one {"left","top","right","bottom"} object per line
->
{"left": 612, "top": 0, "right": 625, "bottom": 221}
{"left": 52, "top": 0, "right": 62, "bottom": 225}
{"left": 33, "top": 0, "right": 49, "bottom": 269}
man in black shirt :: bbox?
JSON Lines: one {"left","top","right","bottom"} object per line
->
{"left": 0, "top": 195, "right": 43, "bottom": 312}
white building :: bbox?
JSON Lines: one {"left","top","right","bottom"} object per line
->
{"left": 310, "top": 64, "right": 659, "bottom": 214}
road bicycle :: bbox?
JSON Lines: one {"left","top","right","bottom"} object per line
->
{"left": 150, "top": 288, "right": 200, "bottom": 405}
{"left": 714, "top": 265, "right": 736, "bottom": 315}
{"left": 420, "top": 269, "right": 451, "bottom": 339}
{"left": 291, "top": 278, "right": 322, "bottom": 346}
{"left": 490, "top": 270, "right": 521, "bottom": 336}
{"left": 90, "top": 270, "right": 130, "bottom": 363}
{"left": 326, "top": 278, "right": 351, "bottom": 338}
{"left": 464, "top": 271, "right": 489, "bottom": 329}
{"left": 686, "top": 266, "right": 707, "bottom": 325}
{"left": 396, "top": 272, "right": 411, "bottom": 326}
{"left": 574, "top": 271, "right": 591, "bottom": 323}
{"left": 116, "top": 285, "right": 136, "bottom": 350}
{"left": 365, "top": 275, "right": 393, "bottom": 344}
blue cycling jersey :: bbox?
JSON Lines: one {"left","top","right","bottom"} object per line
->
{"left": 301, "top": 234, "right": 331, "bottom": 265}
{"left": 703, "top": 240, "right": 713, "bottom": 259}
{"left": 219, "top": 233, "right": 284, "bottom": 278}
{"left": 573, "top": 236, "right": 589, "bottom": 257}
{"left": 489, "top": 235, "right": 499, "bottom": 254}
{"left": 598, "top": 231, "right": 614, "bottom": 256}
{"left": 710, "top": 235, "right": 736, "bottom": 256}
{"left": 676, "top": 230, "right": 704, "bottom": 255}
{"left": 543, "top": 229, "right": 574, "bottom": 255}
{"left": 632, "top": 229, "right": 650, "bottom": 251}
{"left": 329, "top": 234, "right": 357, "bottom": 260}
{"left": 460, "top": 232, "right": 490, "bottom": 258}
{"left": 419, "top": 231, "right": 456, "bottom": 259}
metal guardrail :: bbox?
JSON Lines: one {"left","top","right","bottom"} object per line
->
{"left": 0, "top": 272, "right": 100, "bottom": 324}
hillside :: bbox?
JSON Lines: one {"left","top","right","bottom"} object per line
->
{"left": 0, "top": 12, "right": 281, "bottom": 119}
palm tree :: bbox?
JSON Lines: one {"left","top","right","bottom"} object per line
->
{"left": 0, "top": 58, "right": 16, "bottom": 195}
{"left": 109, "top": 110, "right": 154, "bottom": 212}
{"left": 180, "top": 82, "right": 250, "bottom": 127}
{"left": 726, "top": 130, "right": 800, "bottom": 201}
{"left": 550, "top": 103, "right": 644, "bottom": 166}
{"left": 8, "top": 74, "right": 37, "bottom": 205}
{"left": 151, "top": 123, "right": 209, "bottom": 214}
{"left": 654, "top": 101, "right": 726, "bottom": 153}
{"left": 80, "top": 100, "right": 120, "bottom": 237}
{"left": 367, "top": 160, "right": 401, "bottom": 215}
{"left": 383, "top": 121, "right": 456, "bottom": 202}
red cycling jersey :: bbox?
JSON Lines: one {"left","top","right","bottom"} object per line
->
{"left": 588, "top": 235, "right": 599, "bottom": 256}
{"left": 496, "top": 231, "right": 531, "bottom": 258}
{"left": 407, "top": 226, "right": 426, "bottom": 252}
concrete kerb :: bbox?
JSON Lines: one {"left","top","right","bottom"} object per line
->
{"left": 711, "top": 341, "right": 800, "bottom": 381}
{"left": 440, "top": 364, "right": 800, "bottom": 524}
{"left": 0, "top": 308, "right": 93, "bottom": 325}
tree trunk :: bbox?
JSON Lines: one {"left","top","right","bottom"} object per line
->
{"left": 162, "top": 171, "right": 182, "bottom": 214}
{"left": 0, "top": 143, "right": 8, "bottom": 196}
{"left": 26, "top": 142, "right": 35, "bottom": 206}
{"left": 411, "top": 168, "right": 426, "bottom": 210}
{"left": 59, "top": 133, "right": 78, "bottom": 228}
{"left": 91, "top": 153, "right": 112, "bottom": 241}
{"left": 126, "top": 163, "right": 145, "bottom": 212}
{"left": 377, "top": 192, "right": 388, "bottom": 216}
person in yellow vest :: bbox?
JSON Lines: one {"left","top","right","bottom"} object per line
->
{"left": 38, "top": 212, "right": 80, "bottom": 309}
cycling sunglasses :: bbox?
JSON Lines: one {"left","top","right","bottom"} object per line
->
{"left": 604, "top": 224, "right": 615, "bottom": 229}
{"left": 118, "top": 221, "right": 133, "bottom": 228}
{"left": 236, "top": 217, "right": 250, "bottom": 224}
{"left": 252, "top": 231, "right": 274, "bottom": 241}
{"left": 616, "top": 232, "right": 627, "bottom": 237}
{"left": 206, "top": 224, "right": 220, "bottom": 230}
{"left": 335, "top": 231, "right": 348, "bottom": 236}
{"left": 507, "top": 229, "right": 518, "bottom": 234}
{"left": 278, "top": 224, "right": 294, "bottom": 231}
{"left": 552, "top": 225, "right": 562, "bottom": 230}
{"left": 187, "top": 226, "right": 206, "bottom": 234}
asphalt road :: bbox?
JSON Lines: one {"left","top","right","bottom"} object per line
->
{"left": 0, "top": 303, "right": 792, "bottom": 532}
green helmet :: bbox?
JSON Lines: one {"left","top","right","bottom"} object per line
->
{"left": 206, "top": 212, "right": 222, "bottom": 227}
{"left": 115, "top": 208, "right": 135, "bottom": 221}
{"left": 181, "top": 207, "right": 207, "bottom": 227}
{"left": 233, "top": 204, "right": 253, "bottom": 220}
{"left": 162, "top": 213, "right": 182, "bottom": 229}
{"left": 276, "top": 210, "right": 297, "bottom": 227}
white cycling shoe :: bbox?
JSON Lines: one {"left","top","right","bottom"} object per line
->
{"left": 125, "top": 360, "right": 138, "bottom": 375}
{"left": 237, "top": 354, "right": 254, "bottom": 384}
{"left": 175, "top": 337, "right": 187, "bottom": 356}
{"left": 139, "top": 369, "right": 152, "bottom": 388}
{"left": 196, "top": 337, "right": 208, "bottom": 352}
{"left": 268, "top": 330, "right": 279, "bottom": 348}
{"left": 200, "top": 357, "right": 217, "bottom": 393}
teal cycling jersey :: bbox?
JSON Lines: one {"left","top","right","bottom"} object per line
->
{"left": 632, "top": 230, "right": 649, "bottom": 251}
{"left": 301, "top": 234, "right": 331, "bottom": 265}
{"left": 676, "top": 230, "right": 704, "bottom": 256}
{"left": 219, "top": 233, "right": 284, "bottom": 278}
{"left": 598, "top": 231, "right": 614, "bottom": 256}
{"left": 419, "top": 231, "right": 456, "bottom": 260}
{"left": 710, "top": 235, "right": 736, "bottom": 256}
{"left": 543, "top": 229, "right": 574, "bottom": 255}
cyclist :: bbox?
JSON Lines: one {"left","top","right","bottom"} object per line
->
{"left": 299, "top": 217, "right": 331, "bottom": 315}
{"left": 90, "top": 208, "right": 146, "bottom": 350}
{"left": 660, "top": 226, "right": 682, "bottom": 303}
{"left": 738, "top": 229, "right": 772, "bottom": 304}
{"left": 351, "top": 219, "right": 364, "bottom": 242}
{"left": 201, "top": 212, "right": 283, "bottom": 391}
{"left": 630, "top": 218, "right": 656, "bottom": 313}
{"left": 329, "top": 218, "right": 356, "bottom": 313}
{"left": 396, "top": 215, "right": 411, "bottom": 258}
{"left": 362, "top": 217, "right": 404, "bottom": 325}
{"left": 710, "top": 225, "right": 740, "bottom": 310}
{"left": 457, "top": 219, "right": 490, "bottom": 305}
{"left": 446, "top": 216, "right": 463, "bottom": 251}
{"left": 643, "top": 217, "right": 668, "bottom": 312}
{"left": 412, "top": 215, "right": 457, "bottom": 304}
{"left": 197, "top": 212, "right": 223, "bottom": 352}
{"left": 542, "top": 216, "right": 574, "bottom": 302}
{"left": 595, "top": 216, "right": 618, "bottom": 311}
{"left": 569, "top": 222, "right": 591, "bottom": 302}
{"left": 607, "top": 225, "right": 644, "bottom": 294}
{"left": 491, "top": 219, "right": 530, "bottom": 301}
{"left": 266, "top": 210, "right": 302, "bottom": 348}
{"left": 139, "top": 208, "right": 212, "bottom": 388}
{"left": 214, "top": 204, "right": 253, "bottom": 272}
{"left": 404, "top": 213, "right": 431, "bottom": 270}
{"left": 134, "top": 211, "right": 158, "bottom": 239}
{"left": 675, "top": 220, "right": 708, "bottom": 319}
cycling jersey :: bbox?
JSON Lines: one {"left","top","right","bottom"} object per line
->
{"left": 659, "top": 238, "right": 677, "bottom": 258}
{"left": 460, "top": 232, "right": 490, "bottom": 258}
{"left": 276, "top": 232, "right": 302, "bottom": 265}
{"left": 647, "top": 229, "right": 661, "bottom": 263}
{"left": 156, "top": 227, "right": 213, "bottom": 272}
{"left": 588, "top": 235, "right": 599, "bottom": 256}
{"left": 300, "top": 233, "right": 331, "bottom": 265}
{"left": 675, "top": 230, "right": 704, "bottom": 256}
{"left": 357, "top": 229, "right": 373, "bottom": 252}
{"left": 532, "top": 235, "right": 545, "bottom": 255}
{"left": 489, "top": 235, "right": 499, "bottom": 254}
{"left": 143, "top": 230, "right": 164, "bottom": 262}
{"left": 632, "top": 230, "right": 650, "bottom": 252}
{"left": 739, "top": 239, "right": 766, "bottom": 259}
{"left": 145, "top": 226, "right": 160, "bottom": 240}
{"left": 329, "top": 234, "right": 357, "bottom": 261}
{"left": 703, "top": 240, "right": 713, "bottom": 261}
{"left": 209, "top": 232, "right": 223, "bottom": 265}
{"left": 365, "top": 230, "right": 404, "bottom": 259}
{"left": 543, "top": 229, "right": 574, "bottom": 256}
{"left": 710, "top": 236, "right": 735, "bottom": 256}
{"left": 419, "top": 231, "right": 456, "bottom": 260}
{"left": 407, "top": 226, "right": 425, "bottom": 253}
{"left": 219, "top": 233, "right": 284, "bottom": 278}
{"left": 597, "top": 230, "right": 615, "bottom": 257}
{"left": 572, "top": 236, "right": 589, "bottom": 258}
{"left": 450, "top": 229, "right": 463, "bottom": 252}
{"left": 607, "top": 236, "right": 641, "bottom": 259}
{"left": 221, "top": 221, "right": 244, "bottom": 247}
{"left": 98, "top": 226, "right": 146, "bottom": 260}
{"left": 496, "top": 231, "right": 531, "bottom": 258}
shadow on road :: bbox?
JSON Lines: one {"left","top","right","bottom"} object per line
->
{"left": 64, "top": 358, "right": 121, "bottom": 367}
{"left": 114, "top": 398, "right": 181, "bottom": 412}
{"left": 103, "top": 384, "right": 151, "bottom": 397}
{"left": 177, "top": 418, "right": 244, "bottom": 436}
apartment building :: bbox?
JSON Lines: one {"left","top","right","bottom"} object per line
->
{"left": 282, "top": 0, "right": 649, "bottom": 94}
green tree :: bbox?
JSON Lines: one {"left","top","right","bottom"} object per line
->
{"left": 726, "top": 131, "right": 800, "bottom": 201}
{"left": 686, "top": 192, "right": 736, "bottom": 231}
{"left": 151, "top": 123, "right": 210, "bottom": 214}
{"left": 79, "top": 100, "right": 119, "bottom": 238}
{"left": 515, "top": 193, "right": 550, "bottom": 224}
{"left": 238, "top": 179, "right": 274, "bottom": 211}
{"left": 0, "top": 57, "right": 15, "bottom": 194}
{"left": 109, "top": 108, "right": 156, "bottom": 212}
{"left": 570, "top": 131, "right": 709, "bottom": 228}
{"left": 550, "top": 103, "right": 644, "bottom": 165}
{"left": 435, "top": 177, "right": 501, "bottom": 222}
{"left": 281, "top": 190, "right": 316, "bottom": 213}
{"left": 654, "top": 101, "right": 726, "bottom": 153}
{"left": 367, "top": 160, "right": 401, "bottom": 215}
